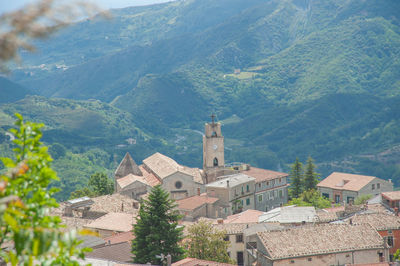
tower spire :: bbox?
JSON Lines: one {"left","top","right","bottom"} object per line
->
{"left": 211, "top": 113, "right": 216, "bottom": 125}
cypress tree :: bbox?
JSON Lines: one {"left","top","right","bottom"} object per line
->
{"left": 132, "top": 185, "right": 185, "bottom": 264}
{"left": 289, "top": 158, "right": 304, "bottom": 199}
{"left": 304, "top": 156, "right": 320, "bottom": 191}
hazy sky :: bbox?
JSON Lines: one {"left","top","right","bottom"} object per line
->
{"left": 0, "top": 0, "right": 176, "bottom": 14}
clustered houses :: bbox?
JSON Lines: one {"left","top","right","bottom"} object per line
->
{"left": 317, "top": 172, "right": 393, "bottom": 204}
{"left": 52, "top": 117, "right": 399, "bottom": 265}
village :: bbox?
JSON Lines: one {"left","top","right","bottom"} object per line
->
{"left": 54, "top": 117, "right": 400, "bottom": 266}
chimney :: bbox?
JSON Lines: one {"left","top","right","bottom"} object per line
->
{"left": 227, "top": 180, "right": 229, "bottom": 187}
{"left": 217, "top": 218, "right": 224, "bottom": 224}
{"left": 197, "top": 187, "right": 201, "bottom": 196}
{"left": 349, "top": 218, "right": 353, "bottom": 225}
{"left": 121, "top": 203, "right": 124, "bottom": 212}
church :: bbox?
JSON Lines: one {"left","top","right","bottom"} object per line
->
{"left": 114, "top": 115, "right": 289, "bottom": 212}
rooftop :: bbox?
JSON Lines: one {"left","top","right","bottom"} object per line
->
{"left": 104, "top": 231, "right": 135, "bottom": 245}
{"left": 259, "top": 206, "right": 317, "bottom": 223}
{"left": 143, "top": 152, "right": 204, "bottom": 184}
{"left": 382, "top": 191, "right": 400, "bottom": 201}
{"left": 224, "top": 209, "right": 266, "bottom": 224}
{"left": 172, "top": 258, "right": 234, "bottom": 266}
{"left": 317, "top": 172, "right": 377, "bottom": 192}
{"left": 214, "top": 222, "right": 255, "bottom": 235}
{"left": 117, "top": 173, "right": 148, "bottom": 189}
{"left": 241, "top": 167, "right": 288, "bottom": 183}
{"left": 176, "top": 194, "right": 219, "bottom": 211}
{"left": 85, "top": 212, "right": 135, "bottom": 232}
{"left": 87, "top": 242, "right": 132, "bottom": 263}
{"left": 115, "top": 152, "right": 142, "bottom": 179}
{"left": 257, "top": 224, "right": 384, "bottom": 260}
{"left": 206, "top": 173, "right": 255, "bottom": 188}
{"left": 350, "top": 213, "right": 400, "bottom": 230}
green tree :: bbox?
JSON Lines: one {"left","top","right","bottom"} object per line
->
{"left": 287, "top": 189, "right": 331, "bottom": 209}
{"left": 354, "top": 194, "right": 372, "bottom": 205}
{"left": 48, "top": 143, "right": 66, "bottom": 159}
{"left": 185, "top": 220, "right": 235, "bottom": 264}
{"left": 304, "top": 156, "right": 320, "bottom": 191}
{"left": 88, "top": 172, "right": 114, "bottom": 196}
{"left": 132, "top": 185, "right": 185, "bottom": 264}
{"left": 0, "top": 114, "right": 89, "bottom": 265}
{"left": 70, "top": 187, "right": 97, "bottom": 199}
{"left": 289, "top": 158, "right": 304, "bottom": 199}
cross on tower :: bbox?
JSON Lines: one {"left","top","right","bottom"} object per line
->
{"left": 211, "top": 113, "right": 216, "bottom": 125}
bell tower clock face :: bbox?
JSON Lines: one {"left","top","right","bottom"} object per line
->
{"left": 213, "top": 144, "right": 218, "bottom": 150}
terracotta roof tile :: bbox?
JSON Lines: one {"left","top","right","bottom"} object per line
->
{"left": 143, "top": 152, "right": 180, "bottom": 179}
{"left": 143, "top": 152, "right": 204, "bottom": 184}
{"left": 85, "top": 212, "right": 135, "bottom": 232}
{"left": 177, "top": 194, "right": 219, "bottom": 211}
{"left": 117, "top": 174, "right": 148, "bottom": 189}
{"left": 172, "top": 258, "right": 234, "bottom": 266}
{"left": 214, "top": 223, "right": 255, "bottom": 235}
{"left": 317, "top": 172, "right": 375, "bottom": 191}
{"left": 382, "top": 191, "right": 400, "bottom": 201}
{"left": 90, "top": 194, "right": 138, "bottom": 214}
{"left": 223, "top": 209, "right": 265, "bottom": 224}
{"left": 242, "top": 167, "right": 288, "bottom": 183}
{"left": 139, "top": 166, "right": 161, "bottom": 186}
{"left": 350, "top": 213, "right": 400, "bottom": 230}
{"left": 257, "top": 224, "right": 384, "bottom": 260}
{"left": 103, "top": 231, "right": 135, "bottom": 245}
{"left": 87, "top": 242, "right": 132, "bottom": 263}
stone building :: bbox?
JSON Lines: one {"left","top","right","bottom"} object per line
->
{"left": 241, "top": 167, "right": 288, "bottom": 212}
{"left": 250, "top": 224, "right": 387, "bottom": 266}
{"left": 350, "top": 213, "right": 400, "bottom": 261}
{"left": 176, "top": 192, "right": 221, "bottom": 221}
{"left": 206, "top": 173, "right": 255, "bottom": 216}
{"left": 114, "top": 152, "right": 205, "bottom": 200}
{"left": 317, "top": 172, "right": 393, "bottom": 204}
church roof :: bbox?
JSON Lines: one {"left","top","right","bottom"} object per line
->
{"left": 143, "top": 152, "right": 205, "bottom": 184}
{"left": 116, "top": 174, "right": 148, "bottom": 189}
{"left": 114, "top": 152, "right": 142, "bottom": 179}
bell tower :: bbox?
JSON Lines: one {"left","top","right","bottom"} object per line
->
{"left": 203, "top": 114, "right": 224, "bottom": 171}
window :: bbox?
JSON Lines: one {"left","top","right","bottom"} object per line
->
{"left": 241, "top": 186, "right": 244, "bottom": 194}
{"left": 258, "top": 183, "right": 261, "bottom": 188}
{"left": 307, "top": 258, "right": 312, "bottom": 261}
{"left": 347, "top": 197, "right": 354, "bottom": 204}
{"left": 224, "top": 235, "right": 229, "bottom": 241}
{"left": 246, "top": 184, "right": 250, "bottom": 192}
{"left": 387, "top": 236, "right": 394, "bottom": 247}
{"left": 377, "top": 183, "right": 380, "bottom": 189}
{"left": 246, "top": 198, "right": 250, "bottom": 205}
{"left": 290, "top": 260, "right": 295, "bottom": 264}
{"left": 258, "top": 194, "right": 263, "bottom": 202}
{"left": 372, "top": 184, "right": 375, "bottom": 190}
{"left": 272, "top": 180, "right": 275, "bottom": 186}
{"left": 211, "top": 131, "right": 217, "bottom": 137}
{"left": 241, "top": 200, "right": 244, "bottom": 206}
{"left": 335, "top": 195, "right": 340, "bottom": 203}
{"left": 279, "top": 190, "right": 283, "bottom": 198}
{"left": 224, "top": 207, "right": 228, "bottom": 214}
{"left": 236, "top": 234, "right": 243, "bottom": 243}
{"left": 175, "top": 181, "right": 182, "bottom": 189}
{"left": 267, "top": 181, "right": 269, "bottom": 186}
{"left": 274, "top": 190, "right": 278, "bottom": 197}
{"left": 213, "top": 157, "right": 218, "bottom": 166}
{"left": 346, "top": 254, "right": 350, "bottom": 258}
{"left": 322, "top": 193, "right": 329, "bottom": 199}
{"left": 279, "top": 178, "right": 282, "bottom": 183}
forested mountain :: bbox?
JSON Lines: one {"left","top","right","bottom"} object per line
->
{"left": 2, "top": 0, "right": 400, "bottom": 200}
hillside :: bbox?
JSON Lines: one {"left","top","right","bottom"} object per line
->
{"left": 3, "top": 0, "right": 400, "bottom": 199}
{"left": 0, "top": 77, "right": 31, "bottom": 103}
